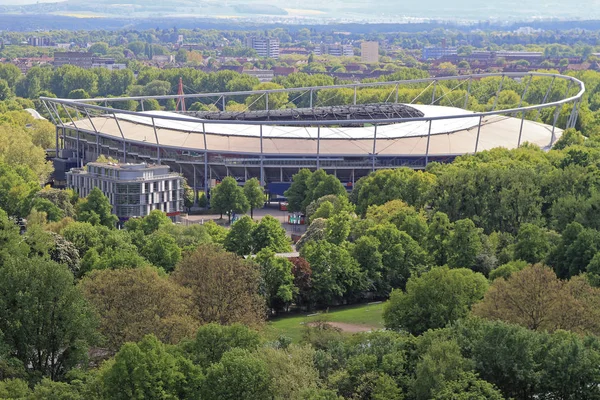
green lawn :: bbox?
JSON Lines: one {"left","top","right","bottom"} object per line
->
{"left": 264, "top": 302, "right": 386, "bottom": 343}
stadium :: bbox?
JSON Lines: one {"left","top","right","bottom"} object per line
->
{"left": 41, "top": 72, "right": 585, "bottom": 197}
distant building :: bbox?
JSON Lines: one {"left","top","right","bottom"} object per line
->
{"left": 246, "top": 37, "right": 280, "bottom": 59}
{"left": 27, "top": 36, "right": 54, "bottom": 47}
{"left": 422, "top": 46, "right": 458, "bottom": 61}
{"left": 317, "top": 43, "right": 354, "bottom": 57}
{"left": 92, "top": 57, "right": 126, "bottom": 70}
{"left": 243, "top": 69, "right": 274, "bottom": 82}
{"left": 53, "top": 52, "right": 94, "bottom": 69}
{"left": 67, "top": 162, "right": 184, "bottom": 221}
{"left": 361, "top": 41, "right": 379, "bottom": 63}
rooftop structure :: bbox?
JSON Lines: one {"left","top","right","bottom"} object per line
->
{"left": 66, "top": 162, "right": 184, "bottom": 220}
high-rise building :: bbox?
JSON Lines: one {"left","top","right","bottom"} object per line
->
{"left": 361, "top": 41, "right": 379, "bottom": 63}
{"left": 246, "top": 37, "right": 280, "bottom": 59}
{"left": 67, "top": 162, "right": 184, "bottom": 221}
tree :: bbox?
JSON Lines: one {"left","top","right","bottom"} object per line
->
{"left": 0, "top": 79, "right": 12, "bottom": 101}
{"left": 253, "top": 215, "right": 291, "bottom": 253}
{"left": 89, "top": 42, "right": 109, "bottom": 55}
{"left": 514, "top": 223, "right": 552, "bottom": 264}
{"left": 289, "top": 257, "right": 312, "bottom": 309}
{"left": 447, "top": 219, "right": 483, "bottom": 271}
{"left": 171, "top": 244, "right": 265, "bottom": 326}
{"left": 183, "top": 183, "right": 195, "bottom": 211}
{"left": 181, "top": 323, "right": 261, "bottom": 369}
{"left": 352, "top": 168, "right": 435, "bottom": 216}
{"left": 175, "top": 49, "right": 188, "bottom": 63}
{"left": 141, "top": 231, "right": 182, "bottom": 271}
{"left": 413, "top": 337, "right": 471, "bottom": 400}
{"left": 80, "top": 267, "right": 199, "bottom": 350}
{"left": 201, "top": 349, "right": 272, "bottom": 400}
{"left": 383, "top": 267, "right": 488, "bottom": 335}
{"left": 224, "top": 215, "right": 256, "bottom": 256}
{"left": 255, "top": 249, "right": 296, "bottom": 313}
{"left": 284, "top": 169, "right": 312, "bottom": 212}
{"left": 101, "top": 335, "right": 203, "bottom": 400}
{"left": 473, "top": 264, "right": 600, "bottom": 335}
{"left": 254, "top": 345, "right": 321, "bottom": 400}
{"left": 76, "top": 187, "right": 118, "bottom": 228}
{"left": 426, "top": 211, "right": 452, "bottom": 266}
{"left": 130, "top": 209, "right": 172, "bottom": 235}
{"left": 243, "top": 178, "right": 264, "bottom": 219}
{"left": 0, "top": 257, "right": 97, "bottom": 380}
{"left": 210, "top": 177, "right": 249, "bottom": 223}
{"left": 301, "top": 241, "right": 365, "bottom": 307}
{"left": 432, "top": 372, "right": 504, "bottom": 400}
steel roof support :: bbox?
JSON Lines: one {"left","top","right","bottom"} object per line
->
{"left": 202, "top": 122, "right": 208, "bottom": 197}
{"left": 464, "top": 78, "right": 472, "bottom": 109}
{"left": 372, "top": 124, "right": 378, "bottom": 172}
{"left": 151, "top": 117, "right": 160, "bottom": 164}
{"left": 491, "top": 75, "right": 505, "bottom": 111}
{"left": 425, "top": 120, "right": 432, "bottom": 165}
{"left": 475, "top": 115, "right": 483, "bottom": 153}
{"left": 316, "top": 126, "right": 321, "bottom": 170}
{"left": 112, "top": 113, "right": 127, "bottom": 163}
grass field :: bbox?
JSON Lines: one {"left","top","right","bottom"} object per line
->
{"left": 264, "top": 302, "right": 385, "bottom": 343}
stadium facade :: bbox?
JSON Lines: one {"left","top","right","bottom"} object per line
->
{"left": 41, "top": 72, "right": 584, "bottom": 198}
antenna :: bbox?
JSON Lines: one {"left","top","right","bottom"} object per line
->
{"left": 176, "top": 77, "right": 186, "bottom": 112}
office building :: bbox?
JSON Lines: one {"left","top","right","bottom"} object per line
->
{"left": 422, "top": 46, "right": 458, "bottom": 60}
{"left": 53, "top": 52, "right": 94, "bottom": 69}
{"left": 67, "top": 162, "right": 184, "bottom": 220}
{"left": 246, "top": 37, "right": 280, "bottom": 59}
{"left": 361, "top": 41, "right": 379, "bottom": 63}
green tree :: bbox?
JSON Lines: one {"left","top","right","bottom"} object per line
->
{"left": 384, "top": 267, "right": 488, "bottom": 335}
{"left": 181, "top": 323, "right": 261, "bottom": 369}
{"left": 76, "top": 187, "right": 118, "bottom": 228}
{"left": 284, "top": 169, "right": 312, "bottom": 212}
{"left": 447, "top": 219, "right": 483, "bottom": 271}
{"left": 141, "top": 231, "right": 182, "bottom": 271}
{"left": 413, "top": 337, "right": 471, "bottom": 400}
{"left": 102, "top": 335, "right": 203, "bottom": 400}
{"left": 514, "top": 223, "right": 552, "bottom": 264}
{"left": 224, "top": 215, "right": 256, "bottom": 256}
{"left": 0, "top": 257, "right": 97, "bottom": 380}
{"left": 255, "top": 249, "right": 296, "bottom": 313}
{"left": 432, "top": 372, "right": 504, "bottom": 400}
{"left": 301, "top": 241, "right": 365, "bottom": 307}
{"left": 426, "top": 211, "right": 453, "bottom": 266}
{"left": 243, "top": 178, "right": 264, "bottom": 219}
{"left": 210, "top": 177, "right": 249, "bottom": 223}
{"left": 201, "top": 348, "right": 272, "bottom": 400}
{"left": 253, "top": 215, "right": 291, "bottom": 253}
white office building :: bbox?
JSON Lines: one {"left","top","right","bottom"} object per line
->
{"left": 246, "top": 37, "right": 280, "bottom": 59}
{"left": 67, "top": 162, "right": 184, "bottom": 220}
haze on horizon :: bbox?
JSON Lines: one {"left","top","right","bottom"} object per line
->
{"left": 0, "top": 0, "right": 599, "bottom": 22}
